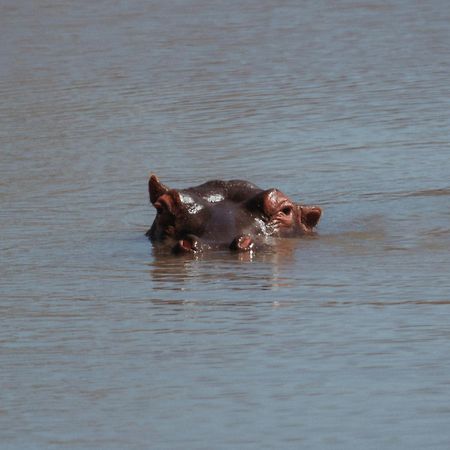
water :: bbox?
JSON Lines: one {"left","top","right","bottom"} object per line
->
{"left": 1, "top": 0, "right": 450, "bottom": 448}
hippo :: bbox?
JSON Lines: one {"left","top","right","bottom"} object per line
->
{"left": 147, "top": 174, "right": 322, "bottom": 254}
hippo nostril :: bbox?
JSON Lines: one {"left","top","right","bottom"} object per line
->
{"left": 230, "top": 235, "right": 255, "bottom": 252}
{"left": 180, "top": 239, "right": 192, "bottom": 250}
{"left": 173, "top": 235, "right": 202, "bottom": 254}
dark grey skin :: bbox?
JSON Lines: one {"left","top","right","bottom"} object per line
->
{"left": 147, "top": 174, "right": 322, "bottom": 254}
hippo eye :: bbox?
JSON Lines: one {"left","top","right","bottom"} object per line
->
{"left": 281, "top": 206, "right": 293, "bottom": 215}
{"left": 155, "top": 202, "right": 164, "bottom": 214}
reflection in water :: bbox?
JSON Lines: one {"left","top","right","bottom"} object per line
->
{"left": 148, "top": 237, "right": 307, "bottom": 294}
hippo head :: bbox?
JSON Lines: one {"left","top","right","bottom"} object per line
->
{"left": 147, "top": 174, "right": 322, "bottom": 253}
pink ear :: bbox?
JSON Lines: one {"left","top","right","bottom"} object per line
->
{"left": 154, "top": 191, "right": 183, "bottom": 215}
{"left": 149, "top": 174, "right": 169, "bottom": 204}
{"left": 300, "top": 206, "right": 322, "bottom": 229}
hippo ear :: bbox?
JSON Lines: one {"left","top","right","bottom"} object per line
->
{"left": 153, "top": 190, "right": 183, "bottom": 215}
{"left": 300, "top": 205, "right": 322, "bottom": 229}
{"left": 149, "top": 174, "right": 170, "bottom": 204}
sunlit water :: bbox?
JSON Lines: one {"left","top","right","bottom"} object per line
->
{"left": 1, "top": 0, "right": 450, "bottom": 448}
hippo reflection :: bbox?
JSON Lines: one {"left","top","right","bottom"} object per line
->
{"left": 147, "top": 175, "right": 322, "bottom": 254}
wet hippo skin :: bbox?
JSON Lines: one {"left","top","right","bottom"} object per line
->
{"left": 147, "top": 174, "right": 322, "bottom": 254}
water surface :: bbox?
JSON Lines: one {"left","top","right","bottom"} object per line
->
{"left": 1, "top": 0, "right": 450, "bottom": 448}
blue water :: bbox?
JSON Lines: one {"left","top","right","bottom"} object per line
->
{"left": 1, "top": 0, "right": 450, "bottom": 448}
